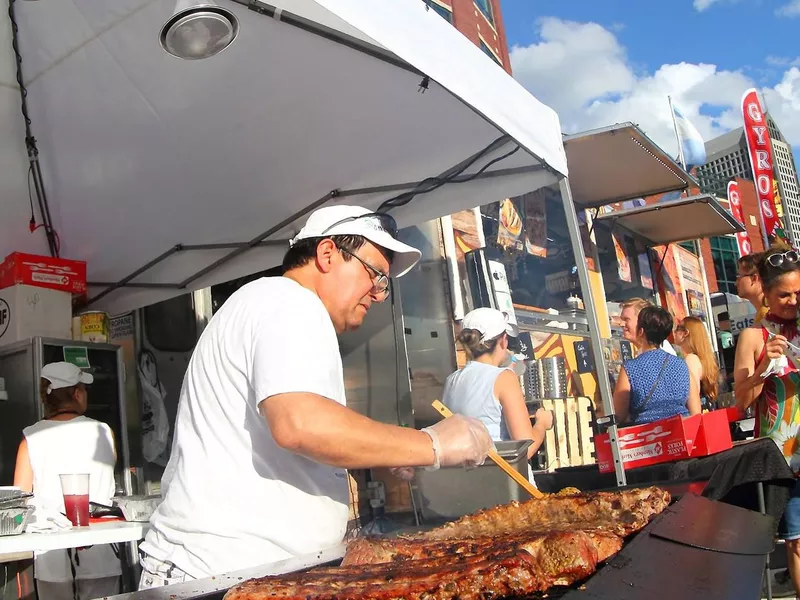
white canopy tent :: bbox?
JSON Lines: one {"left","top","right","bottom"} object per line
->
{"left": 0, "top": 0, "right": 567, "bottom": 315}
{"left": 1, "top": 0, "right": 631, "bottom": 486}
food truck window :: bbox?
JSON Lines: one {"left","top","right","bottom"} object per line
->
{"left": 478, "top": 185, "right": 578, "bottom": 313}
{"left": 592, "top": 221, "right": 657, "bottom": 303}
{"left": 144, "top": 294, "right": 197, "bottom": 353}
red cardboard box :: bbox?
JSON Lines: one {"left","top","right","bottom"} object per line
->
{"left": 693, "top": 409, "right": 733, "bottom": 457}
{"left": 595, "top": 410, "right": 733, "bottom": 473}
{"left": 0, "top": 253, "right": 86, "bottom": 295}
{"left": 724, "top": 406, "right": 746, "bottom": 423}
{"left": 595, "top": 415, "right": 701, "bottom": 473}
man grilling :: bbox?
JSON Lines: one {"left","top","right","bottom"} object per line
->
{"left": 138, "top": 206, "right": 493, "bottom": 587}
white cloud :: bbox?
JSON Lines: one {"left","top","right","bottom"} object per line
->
{"left": 776, "top": 0, "right": 800, "bottom": 17}
{"left": 694, "top": 0, "right": 723, "bottom": 10}
{"left": 693, "top": 0, "right": 741, "bottom": 11}
{"left": 510, "top": 18, "right": 800, "bottom": 158}
{"left": 766, "top": 56, "right": 800, "bottom": 67}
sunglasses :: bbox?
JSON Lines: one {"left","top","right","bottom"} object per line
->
{"left": 321, "top": 212, "right": 398, "bottom": 239}
{"left": 767, "top": 250, "right": 800, "bottom": 268}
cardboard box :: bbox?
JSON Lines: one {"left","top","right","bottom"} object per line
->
{"left": 693, "top": 409, "right": 733, "bottom": 456}
{"left": 0, "top": 253, "right": 87, "bottom": 295}
{"left": 595, "top": 410, "right": 733, "bottom": 473}
{"left": 595, "top": 415, "right": 700, "bottom": 473}
{"left": 0, "top": 285, "right": 72, "bottom": 346}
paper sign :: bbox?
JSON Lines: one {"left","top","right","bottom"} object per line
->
{"left": 110, "top": 314, "right": 134, "bottom": 340}
{"left": 63, "top": 346, "right": 90, "bottom": 369}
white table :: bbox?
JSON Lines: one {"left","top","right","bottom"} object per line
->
{"left": 0, "top": 521, "right": 149, "bottom": 556}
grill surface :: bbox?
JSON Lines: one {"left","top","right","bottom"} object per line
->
{"left": 121, "top": 494, "right": 771, "bottom": 600}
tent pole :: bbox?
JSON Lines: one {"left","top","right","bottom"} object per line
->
{"left": 558, "top": 178, "right": 627, "bottom": 487}
{"left": 85, "top": 245, "right": 184, "bottom": 307}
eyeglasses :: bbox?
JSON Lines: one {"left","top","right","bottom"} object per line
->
{"left": 767, "top": 251, "right": 800, "bottom": 268}
{"left": 321, "top": 212, "right": 398, "bottom": 239}
{"left": 736, "top": 271, "right": 756, "bottom": 280}
{"left": 337, "top": 247, "right": 390, "bottom": 300}
{"left": 675, "top": 325, "right": 687, "bottom": 333}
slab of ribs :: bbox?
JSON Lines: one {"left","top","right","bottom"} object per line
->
{"left": 224, "top": 486, "right": 670, "bottom": 600}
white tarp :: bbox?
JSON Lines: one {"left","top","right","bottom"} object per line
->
{"left": 0, "top": 0, "right": 567, "bottom": 314}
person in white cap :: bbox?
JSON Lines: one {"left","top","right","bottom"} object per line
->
{"left": 13, "top": 362, "right": 120, "bottom": 600}
{"left": 139, "top": 206, "right": 493, "bottom": 586}
{"left": 443, "top": 308, "right": 553, "bottom": 484}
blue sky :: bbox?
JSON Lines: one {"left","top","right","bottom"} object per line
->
{"left": 500, "top": 0, "right": 800, "bottom": 158}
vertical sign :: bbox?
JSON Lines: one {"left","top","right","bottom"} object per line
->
{"left": 742, "top": 88, "right": 782, "bottom": 242}
{"left": 727, "top": 180, "right": 752, "bottom": 256}
{"left": 573, "top": 340, "right": 594, "bottom": 373}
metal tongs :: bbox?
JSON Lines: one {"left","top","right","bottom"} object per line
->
{"left": 431, "top": 400, "right": 544, "bottom": 499}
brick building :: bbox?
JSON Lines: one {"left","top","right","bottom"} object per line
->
{"left": 422, "top": 0, "right": 511, "bottom": 73}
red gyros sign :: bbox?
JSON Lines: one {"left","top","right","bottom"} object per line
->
{"left": 741, "top": 88, "right": 781, "bottom": 240}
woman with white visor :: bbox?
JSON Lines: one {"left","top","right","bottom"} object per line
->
{"left": 442, "top": 308, "right": 553, "bottom": 484}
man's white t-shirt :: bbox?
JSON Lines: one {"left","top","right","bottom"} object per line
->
{"left": 140, "top": 277, "right": 349, "bottom": 579}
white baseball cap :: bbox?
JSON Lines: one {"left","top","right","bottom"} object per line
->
{"left": 41, "top": 362, "right": 93, "bottom": 393}
{"left": 289, "top": 206, "right": 422, "bottom": 278}
{"left": 461, "top": 307, "right": 519, "bottom": 341}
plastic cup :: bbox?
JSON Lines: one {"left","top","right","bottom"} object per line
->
{"left": 60, "top": 473, "right": 90, "bottom": 527}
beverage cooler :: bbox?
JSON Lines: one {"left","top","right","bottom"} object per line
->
{"left": 0, "top": 337, "right": 130, "bottom": 492}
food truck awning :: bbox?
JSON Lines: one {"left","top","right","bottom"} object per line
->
{"left": 594, "top": 194, "right": 744, "bottom": 246}
{"left": 564, "top": 123, "right": 693, "bottom": 209}
{"left": 0, "top": 0, "right": 567, "bottom": 315}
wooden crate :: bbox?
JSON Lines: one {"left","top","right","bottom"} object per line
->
{"left": 540, "top": 397, "right": 595, "bottom": 470}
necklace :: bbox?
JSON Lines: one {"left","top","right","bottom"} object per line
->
{"left": 46, "top": 410, "right": 82, "bottom": 420}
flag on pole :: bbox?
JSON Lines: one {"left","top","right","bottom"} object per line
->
{"left": 671, "top": 103, "right": 707, "bottom": 169}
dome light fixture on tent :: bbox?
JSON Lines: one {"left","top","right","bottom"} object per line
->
{"left": 159, "top": 0, "right": 239, "bottom": 60}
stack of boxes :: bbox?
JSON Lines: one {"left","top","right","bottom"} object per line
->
{"left": 0, "top": 252, "right": 87, "bottom": 347}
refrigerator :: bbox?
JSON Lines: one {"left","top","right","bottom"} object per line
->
{"left": 0, "top": 337, "right": 130, "bottom": 491}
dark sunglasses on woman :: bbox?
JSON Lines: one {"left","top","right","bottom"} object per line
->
{"left": 767, "top": 250, "right": 800, "bottom": 268}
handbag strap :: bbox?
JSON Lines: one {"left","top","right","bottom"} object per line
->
{"left": 640, "top": 354, "right": 671, "bottom": 414}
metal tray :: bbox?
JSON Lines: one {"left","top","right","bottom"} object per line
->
{"left": 413, "top": 439, "right": 533, "bottom": 520}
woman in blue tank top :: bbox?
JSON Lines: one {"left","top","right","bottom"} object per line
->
{"left": 443, "top": 308, "right": 553, "bottom": 467}
{"left": 613, "top": 306, "right": 701, "bottom": 425}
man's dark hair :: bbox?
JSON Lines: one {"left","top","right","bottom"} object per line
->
{"left": 637, "top": 306, "right": 673, "bottom": 346}
{"left": 282, "top": 235, "right": 394, "bottom": 272}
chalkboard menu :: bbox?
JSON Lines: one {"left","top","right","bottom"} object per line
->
{"left": 620, "top": 340, "right": 634, "bottom": 362}
{"left": 517, "top": 332, "right": 534, "bottom": 361}
{"left": 573, "top": 340, "right": 594, "bottom": 373}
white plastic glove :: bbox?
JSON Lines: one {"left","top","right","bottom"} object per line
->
{"left": 388, "top": 467, "right": 416, "bottom": 482}
{"left": 421, "top": 415, "right": 494, "bottom": 470}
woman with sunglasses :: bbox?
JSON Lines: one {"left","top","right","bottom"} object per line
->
{"left": 734, "top": 247, "right": 800, "bottom": 596}
{"left": 674, "top": 317, "right": 719, "bottom": 412}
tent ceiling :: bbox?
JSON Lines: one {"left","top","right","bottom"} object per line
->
{"left": 0, "top": 0, "right": 567, "bottom": 315}
{"left": 564, "top": 123, "right": 693, "bottom": 209}
{"left": 594, "top": 195, "right": 744, "bottom": 246}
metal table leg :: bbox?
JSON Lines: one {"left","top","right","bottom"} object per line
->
{"left": 758, "top": 482, "right": 773, "bottom": 600}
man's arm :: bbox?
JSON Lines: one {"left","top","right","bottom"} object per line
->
{"left": 261, "top": 393, "right": 435, "bottom": 469}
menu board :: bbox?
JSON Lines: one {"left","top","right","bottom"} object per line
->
{"left": 573, "top": 340, "right": 594, "bottom": 373}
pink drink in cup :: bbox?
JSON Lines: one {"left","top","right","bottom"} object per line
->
{"left": 60, "top": 473, "right": 90, "bottom": 527}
